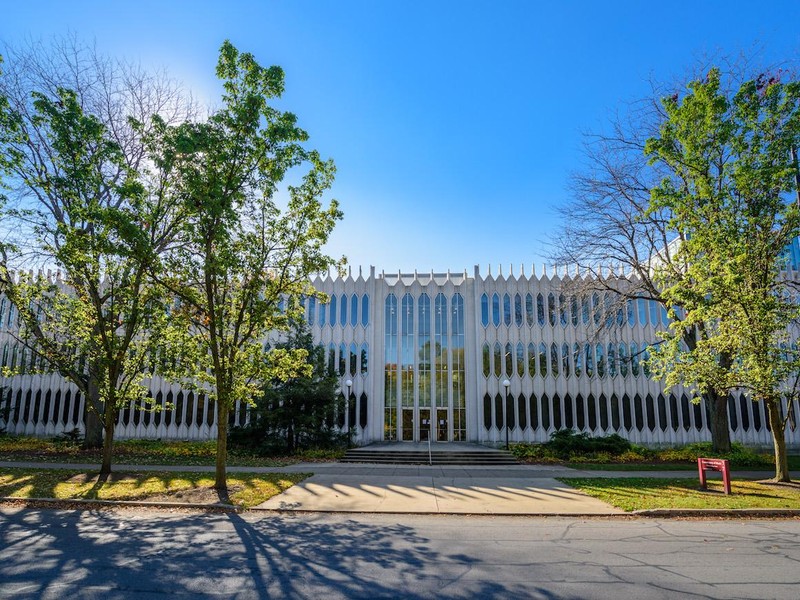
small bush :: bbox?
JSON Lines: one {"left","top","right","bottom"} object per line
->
{"left": 545, "top": 429, "right": 634, "bottom": 458}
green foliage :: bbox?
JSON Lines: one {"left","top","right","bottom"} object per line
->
{"left": 643, "top": 67, "right": 800, "bottom": 481}
{"left": 511, "top": 429, "right": 643, "bottom": 462}
{"left": 229, "top": 320, "right": 347, "bottom": 455}
{"left": 546, "top": 429, "right": 634, "bottom": 456}
{"left": 511, "top": 430, "right": 778, "bottom": 468}
{"left": 150, "top": 42, "right": 343, "bottom": 488}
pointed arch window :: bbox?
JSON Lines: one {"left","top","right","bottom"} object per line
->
{"left": 514, "top": 294, "right": 523, "bottom": 327}
{"left": 308, "top": 296, "right": 316, "bottom": 326}
{"left": 361, "top": 294, "right": 369, "bottom": 327}
{"left": 527, "top": 342, "right": 536, "bottom": 376}
{"left": 537, "top": 294, "right": 545, "bottom": 326}
{"left": 525, "top": 293, "right": 534, "bottom": 326}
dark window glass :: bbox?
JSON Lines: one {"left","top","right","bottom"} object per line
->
{"left": 350, "top": 295, "right": 358, "bottom": 327}
{"left": 525, "top": 293, "right": 534, "bottom": 326}
{"left": 308, "top": 296, "right": 316, "bottom": 326}
{"left": 537, "top": 294, "right": 545, "bottom": 326}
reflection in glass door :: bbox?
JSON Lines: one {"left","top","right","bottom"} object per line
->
{"left": 419, "top": 409, "right": 432, "bottom": 441}
{"left": 402, "top": 409, "right": 414, "bottom": 441}
{"left": 437, "top": 409, "right": 448, "bottom": 442}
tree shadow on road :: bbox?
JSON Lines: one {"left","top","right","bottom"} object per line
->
{"left": 0, "top": 507, "right": 528, "bottom": 598}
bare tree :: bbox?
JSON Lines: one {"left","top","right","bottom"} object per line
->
{"left": 550, "top": 92, "right": 735, "bottom": 452}
{"left": 0, "top": 35, "right": 195, "bottom": 452}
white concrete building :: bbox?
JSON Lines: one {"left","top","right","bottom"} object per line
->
{"left": 1, "top": 265, "right": 799, "bottom": 448}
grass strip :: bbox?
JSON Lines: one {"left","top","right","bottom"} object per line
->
{"left": 560, "top": 477, "right": 800, "bottom": 512}
{"left": 0, "top": 467, "right": 309, "bottom": 508}
{"left": 0, "top": 437, "right": 344, "bottom": 467}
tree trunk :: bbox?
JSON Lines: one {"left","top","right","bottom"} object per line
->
{"left": 215, "top": 401, "right": 229, "bottom": 490}
{"left": 705, "top": 390, "right": 731, "bottom": 453}
{"left": 766, "top": 398, "right": 790, "bottom": 482}
{"left": 100, "top": 406, "right": 115, "bottom": 475}
{"left": 82, "top": 379, "right": 103, "bottom": 449}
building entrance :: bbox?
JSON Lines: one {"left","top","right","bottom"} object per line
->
{"left": 383, "top": 292, "right": 467, "bottom": 442}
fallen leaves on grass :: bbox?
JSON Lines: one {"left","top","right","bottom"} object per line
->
{"left": 0, "top": 468, "right": 309, "bottom": 508}
{"left": 560, "top": 477, "right": 800, "bottom": 511}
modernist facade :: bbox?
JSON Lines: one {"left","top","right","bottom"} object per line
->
{"left": 2, "top": 265, "right": 799, "bottom": 448}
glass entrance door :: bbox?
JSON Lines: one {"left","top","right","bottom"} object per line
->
{"left": 401, "top": 409, "right": 414, "bottom": 441}
{"left": 437, "top": 409, "right": 448, "bottom": 442}
{"left": 419, "top": 409, "right": 432, "bottom": 441}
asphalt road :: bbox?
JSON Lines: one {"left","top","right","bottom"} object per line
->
{"left": 2, "top": 508, "right": 799, "bottom": 599}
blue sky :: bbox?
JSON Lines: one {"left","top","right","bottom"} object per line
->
{"left": 2, "top": 1, "right": 799, "bottom": 272}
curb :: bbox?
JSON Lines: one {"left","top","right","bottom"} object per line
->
{"left": 0, "top": 496, "right": 242, "bottom": 512}
{"left": 3, "top": 496, "right": 800, "bottom": 518}
{"left": 632, "top": 508, "right": 800, "bottom": 518}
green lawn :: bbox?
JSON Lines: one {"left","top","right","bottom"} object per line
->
{"left": 561, "top": 477, "right": 800, "bottom": 511}
{"left": 0, "top": 437, "right": 344, "bottom": 467}
{"left": 566, "top": 458, "right": 800, "bottom": 471}
{"left": 0, "top": 467, "right": 309, "bottom": 508}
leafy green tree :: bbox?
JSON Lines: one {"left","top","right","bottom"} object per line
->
{"left": 0, "top": 86, "right": 181, "bottom": 474}
{"left": 0, "top": 38, "right": 193, "bottom": 451}
{"left": 154, "top": 42, "right": 342, "bottom": 491}
{"left": 234, "top": 319, "right": 343, "bottom": 454}
{"left": 646, "top": 68, "right": 800, "bottom": 482}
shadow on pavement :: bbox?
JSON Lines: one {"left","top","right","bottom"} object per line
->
{"left": 0, "top": 508, "right": 529, "bottom": 598}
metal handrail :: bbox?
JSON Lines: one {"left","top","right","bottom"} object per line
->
{"left": 428, "top": 424, "right": 432, "bottom": 466}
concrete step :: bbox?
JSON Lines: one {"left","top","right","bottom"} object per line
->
{"left": 341, "top": 448, "right": 520, "bottom": 465}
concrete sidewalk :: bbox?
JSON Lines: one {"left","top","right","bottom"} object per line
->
{"left": 253, "top": 472, "right": 621, "bottom": 514}
{"left": 1, "top": 460, "right": 793, "bottom": 516}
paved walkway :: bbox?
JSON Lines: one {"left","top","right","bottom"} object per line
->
{"left": 3, "top": 460, "right": 792, "bottom": 515}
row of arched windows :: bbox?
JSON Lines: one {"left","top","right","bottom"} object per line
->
{"left": 480, "top": 292, "right": 671, "bottom": 329}
{"left": 481, "top": 341, "right": 651, "bottom": 379}
{"left": 481, "top": 391, "right": 788, "bottom": 436}
{"left": 327, "top": 342, "right": 368, "bottom": 377}
{"left": 308, "top": 294, "right": 369, "bottom": 329}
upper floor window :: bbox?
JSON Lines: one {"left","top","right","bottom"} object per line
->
{"left": 361, "top": 294, "right": 370, "bottom": 327}
{"left": 350, "top": 295, "right": 358, "bottom": 328}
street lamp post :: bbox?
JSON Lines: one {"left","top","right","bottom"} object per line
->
{"left": 345, "top": 379, "right": 353, "bottom": 447}
{"left": 502, "top": 379, "right": 511, "bottom": 450}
